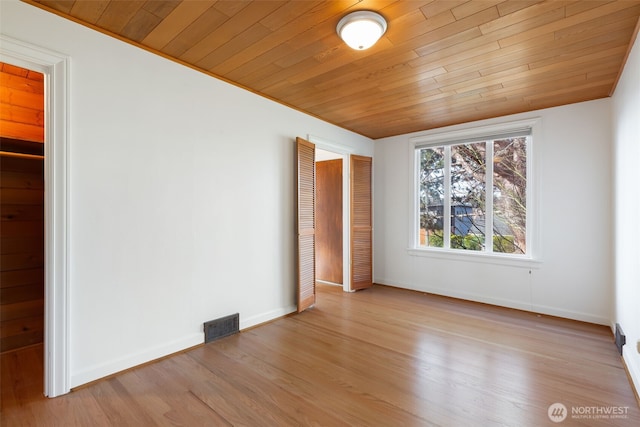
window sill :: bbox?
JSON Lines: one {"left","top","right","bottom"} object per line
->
{"left": 406, "top": 247, "right": 542, "bottom": 269}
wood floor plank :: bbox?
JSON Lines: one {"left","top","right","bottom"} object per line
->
{"left": 133, "top": 360, "right": 233, "bottom": 426}
{"left": 89, "top": 377, "right": 159, "bottom": 426}
{"left": 207, "top": 333, "right": 426, "bottom": 426}
{"left": 245, "top": 318, "right": 459, "bottom": 425}
{"left": 189, "top": 345, "right": 356, "bottom": 426}
{"left": 1, "top": 284, "right": 639, "bottom": 426}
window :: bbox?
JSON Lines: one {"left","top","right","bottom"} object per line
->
{"left": 412, "top": 120, "right": 536, "bottom": 258}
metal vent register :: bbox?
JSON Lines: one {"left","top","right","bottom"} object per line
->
{"left": 615, "top": 323, "right": 626, "bottom": 356}
{"left": 204, "top": 313, "right": 239, "bottom": 343}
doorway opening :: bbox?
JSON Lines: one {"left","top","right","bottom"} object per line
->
{"left": 309, "top": 135, "right": 353, "bottom": 294}
{"left": 0, "top": 63, "right": 45, "bottom": 353}
{"left": 1, "top": 35, "right": 70, "bottom": 397}
{"left": 296, "top": 136, "right": 372, "bottom": 311}
{"left": 315, "top": 148, "right": 343, "bottom": 288}
{"left": 0, "top": 62, "right": 45, "bottom": 398}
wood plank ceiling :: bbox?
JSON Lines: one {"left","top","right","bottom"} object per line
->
{"left": 1, "top": 63, "right": 45, "bottom": 143}
{"left": 26, "top": 0, "right": 640, "bottom": 139}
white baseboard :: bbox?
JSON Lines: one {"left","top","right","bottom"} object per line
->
{"left": 622, "top": 347, "right": 640, "bottom": 403}
{"left": 69, "top": 304, "right": 297, "bottom": 389}
{"left": 69, "top": 333, "right": 202, "bottom": 388}
{"left": 529, "top": 303, "right": 609, "bottom": 325}
{"left": 240, "top": 305, "right": 296, "bottom": 330}
{"left": 374, "top": 278, "right": 609, "bottom": 325}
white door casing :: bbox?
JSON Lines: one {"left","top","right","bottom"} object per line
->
{"left": 1, "top": 35, "right": 70, "bottom": 397}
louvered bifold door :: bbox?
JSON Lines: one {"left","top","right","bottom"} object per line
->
{"left": 296, "top": 137, "right": 316, "bottom": 312}
{"left": 350, "top": 155, "right": 373, "bottom": 291}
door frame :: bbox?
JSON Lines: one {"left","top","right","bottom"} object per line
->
{"left": 308, "top": 135, "right": 354, "bottom": 293}
{"left": 1, "top": 35, "right": 70, "bottom": 397}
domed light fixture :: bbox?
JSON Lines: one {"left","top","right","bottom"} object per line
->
{"left": 336, "top": 11, "right": 387, "bottom": 50}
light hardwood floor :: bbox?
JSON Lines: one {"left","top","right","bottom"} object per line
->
{"left": 2, "top": 284, "right": 639, "bottom": 426}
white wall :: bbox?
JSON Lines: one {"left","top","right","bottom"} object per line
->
{"left": 374, "top": 99, "right": 613, "bottom": 325}
{"left": 0, "top": 0, "right": 373, "bottom": 388}
{"left": 612, "top": 33, "right": 640, "bottom": 395}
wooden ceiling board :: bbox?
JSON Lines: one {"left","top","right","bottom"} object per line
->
{"left": 120, "top": 7, "right": 163, "bottom": 42}
{"left": 36, "top": 0, "right": 74, "bottom": 14}
{"left": 142, "top": 0, "right": 181, "bottom": 20}
{"left": 160, "top": 6, "right": 229, "bottom": 58}
{"left": 95, "top": 1, "right": 145, "bottom": 34}
{"left": 209, "top": 1, "right": 333, "bottom": 74}
{"left": 141, "top": 1, "right": 213, "bottom": 50}
{"left": 68, "top": 0, "right": 109, "bottom": 23}
{"left": 1, "top": 62, "right": 45, "bottom": 142}
{"left": 496, "top": 1, "right": 546, "bottom": 17}
{"left": 25, "top": 0, "right": 640, "bottom": 139}
{"left": 180, "top": 1, "right": 286, "bottom": 65}
{"left": 447, "top": 11, "right": 637, "bottom": 73}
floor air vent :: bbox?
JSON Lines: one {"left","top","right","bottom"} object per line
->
{"left": 615, "top": 323, "right": 626, "bottom": 356}
{"left": 204, "top": 313, "right": 239, "bottom": 343}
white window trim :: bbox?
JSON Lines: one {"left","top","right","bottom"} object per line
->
{"left": 407, "top": 118, "right": 542, "bottom": 268}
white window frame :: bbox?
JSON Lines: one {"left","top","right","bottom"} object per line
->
{"left": 407, "top": 118, "right": 541, "bottom": 268}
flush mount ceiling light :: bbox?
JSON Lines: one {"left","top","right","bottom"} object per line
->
{"left": 336, "top": 11, "right": 387, "bottom": 50}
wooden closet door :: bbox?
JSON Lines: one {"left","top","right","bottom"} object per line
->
{"left": 350, "top": 155, "right": 372, "bottom": 291}
{"left": 296, "top": 137, "right": 316, "bottom": 312}
{"left": 316, "top": 159, "right": 342, "bottom": 284}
